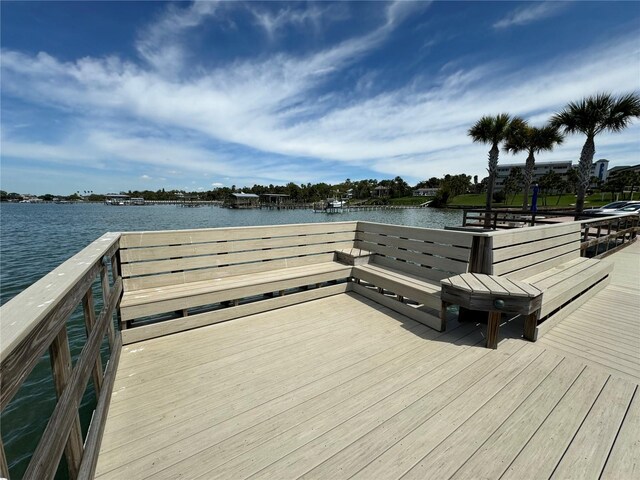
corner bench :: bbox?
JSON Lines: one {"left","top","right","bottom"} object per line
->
{"left": 489, "top": 222, "right": 613, "bottom": 340}
{"left": 118, "top": 222, "right": 358, "bottom": 342}
{"left": 347, "top": 222, "right": 476, "bottom": 331}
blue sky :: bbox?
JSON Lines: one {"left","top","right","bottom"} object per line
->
{"left": 1, "top": 1, "right": 639, "bottom": 195}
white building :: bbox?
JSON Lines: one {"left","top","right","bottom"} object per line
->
{"left": 413, "top": 188, "right": 439, "bottom": 196}
{"left": 494, "top": 159, "right": 609, "bottom": 191}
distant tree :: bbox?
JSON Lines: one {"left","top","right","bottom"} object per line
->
{"left": 430, "top": 174, "right": 471, "bottom": 207}
{"left": 627, "top": 171, "right": 640, "bottom": 200}
{"left": 502, "top": 167, "right": 525, "bottom": 205}
{"left": 468, "top": 113, "right": 518, "bottom": 226}
{"left": 415, "top": 177, "right": 441, "bottom": 189}
{"left": 566, "top": 167, "right": 580, "bottom": 194}
{"left": 551, "top": 92, "right": 640, "bottom": 213}
{"left": 504, "top": 121, "right": 564, "bottom": 210}
{"left": 539, "top": 170, "right": 562, "bottom": 206}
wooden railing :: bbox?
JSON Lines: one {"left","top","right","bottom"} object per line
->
{"left": 580, "top": 214, "right": 639, "bottom": 258}
{"left": 460, "top": 208, "right": 618, "bottom": 230}
{"left": 0, "top": 232, "right": 122, "bottom": 480}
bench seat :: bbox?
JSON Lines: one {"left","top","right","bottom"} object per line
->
{"left": 524, "top": 257, "right": 612, "bottom": 321}
{"left": 120, "top": 262, "right": 352, "bottom": 321}
{"left": 352, "top": 263, "right": 441, "bottom": 311}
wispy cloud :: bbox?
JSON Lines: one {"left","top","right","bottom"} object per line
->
{"left": 135, "top": 0, "right": 219, "bottom": 74}
{"left": 493, "top": 1, "right": 568, "bottom": 29}
{"left": 249, "top": 3, "right": 345, "bottom": 39}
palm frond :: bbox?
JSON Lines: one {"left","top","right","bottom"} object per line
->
{"left": 601, "top": 92, "right": 640, "bottom": 133}
{"left": 468, "top": 113, "right": 513, "bottom": 145}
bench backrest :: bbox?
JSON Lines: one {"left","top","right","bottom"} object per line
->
{"left": 488, "top": 222, "right": 582, "bottom": 281}
{"left": 355, "top": 221, "right": 474, "bottom": 282}
{"left": 119, "top": 222, "right": 357, "bottom": 291}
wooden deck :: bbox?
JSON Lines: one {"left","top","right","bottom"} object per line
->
{"left": 537, "top": 240, "right": 640, "bottom": 384}
{"left": 96, "top": 292, "right": 639, "bottom": 479}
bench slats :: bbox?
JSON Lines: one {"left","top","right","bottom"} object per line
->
{"left": 122, "top": 241, "right": 354, "bottom": 277}
{"left": 120, "top": 222, "right": 357, "bottom": 248}
{"left": 121, "top": 263, "right": 351, "bottom": 320}
{"left": 121, "top": 231, "right": 356, "bottom": 263}
{"left": 357, "top": 221, "right": 474, "bottom": 247}
{"left": 356, "top": 231, "right": 471, "bottom": 261}
{"left": 491, "top": 222, "right": 580, "bottom": 249}
{"left": 355, "top": 241, "right": 468, "bottom": 277}
{"left": 493, "top": 240, "right": 579, "bottom": 277}
{"left": 492, "top": 231, "right": 581, "bottom": 263}
{"left": 371, "top": 255, "right": 453, "bottom": 283}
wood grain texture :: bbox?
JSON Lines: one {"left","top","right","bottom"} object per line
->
{"left": 121, "top": 283, "right": 350, "bottom": 344}
{"left": 0, "top": 232, "right": 120, "bottom": 360}
{"left": 78, "top": 332, "right": 122, "bottom": 480}
{"left": 22, "top": 279, "right": 121, "bottom": 480}
{"left": 356, "top": 221, "right": 475, "bottom": 247}
{"left": 120, "top": 222, "right": 357, "bottom": 248}
{"left": 49, "top": 327, "right": 84, "bottom": 479}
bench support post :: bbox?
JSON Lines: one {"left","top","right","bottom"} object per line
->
{"left": 440, "top": 301, "right": 449, "bottom": 332}
{"left": 486, "top": 311, "right": 501, "bottom": 349}
{"left": 524, "top": 310, "right": 540, "bottom": 342}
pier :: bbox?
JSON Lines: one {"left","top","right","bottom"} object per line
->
{"left": 1, "top": 216, "right": 638, "bottom": 479}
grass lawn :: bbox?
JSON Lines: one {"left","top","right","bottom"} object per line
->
{"left": 448, "top": 192, "right": 620, "bottom": 208}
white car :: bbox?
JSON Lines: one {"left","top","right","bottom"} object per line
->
{"left": 609, "top": 203, "right": 640, "bottom": 215}
{"left": 585, "top": 200, "right": 640, "bottom": 214}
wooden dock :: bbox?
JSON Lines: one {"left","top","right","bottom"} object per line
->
{"left": 95, "top": 292, "right": 638, "bottom": 479}
{"left": 1, "top": 219, "right": 638, "bottom": 479}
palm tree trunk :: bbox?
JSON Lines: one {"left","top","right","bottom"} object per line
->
{"left": 485, "top": 144, "right": 499, "bottom": 227}
{"left": 575, "top": 135, "right": 595, "bottom": 214}
{"left": 522, "top": 151, "right": 535, "bottom": 211}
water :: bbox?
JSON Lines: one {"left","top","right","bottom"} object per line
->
{"left": 0, "top": 203, "right": 461, "bottom": 478}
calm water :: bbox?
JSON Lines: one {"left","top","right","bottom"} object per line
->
{"left": 0, "top": 203, "right": 461, "bottom": 478}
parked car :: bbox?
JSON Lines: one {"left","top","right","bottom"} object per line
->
{"left": 609, "top": 203, "right": 640, "bottom": 215}
{"left": 585, "top": 200, "right": 640, "bottom": 215}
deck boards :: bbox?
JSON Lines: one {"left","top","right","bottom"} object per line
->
{"left": 537, "top": 240, "right": 640, "bottom": 384}
{"left": 97, "top": 283, "right": 639, "bottom": 479}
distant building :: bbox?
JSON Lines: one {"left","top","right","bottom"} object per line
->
{"left": 607, "top": 164, "right": 640, "bottom": 179}
{"left": 413, "top": 187, "right": 439, "bottom": 197}
{"left": 228, "top": 192, "right": 259, "bottom": 208}
{"left": 372, "top": 185, "right": 390, "bottom": 197}
{"left": 261, "top": 193, "right": 290, "bottom": 206}
{"left": 105, "top": 194, "right": 130, "bottom": 205}
{"left": 593, "top": 159, "right": 610, "bottom": 182}
{"left": 494, "top": 159, "right": 610, "bottom": 191}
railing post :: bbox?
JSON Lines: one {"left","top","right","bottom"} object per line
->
{"left": 82, "top": 288, "right": 103, "bottom": 397}
{"left": 109, "top": 251, "right": 124, "bottom": 331}
{"left": 100, "top": 259, "right": 116, "bottom": 347}
{"left": 49, "top": 326, "right": 84, "bottom": 480}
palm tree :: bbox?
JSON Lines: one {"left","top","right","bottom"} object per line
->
{"left": 504, "top": 121, "right": 564, "bottom": 210}
{"left": 551, "top": 92, "right": 640, "bottom": 213}
{"left": 468, "top": 113, "right": 516, "bottom": 226}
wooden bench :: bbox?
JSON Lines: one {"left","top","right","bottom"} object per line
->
{"left": 441, "top": 273, "right": 543, "bottom": 348}
{"left": 488, "top": 222, "right": 613, "bottom": 340}
{"left": 348, "top": 222, "right": 476, "bottom": 331}
{"left": 118, "top": 222, "right": 357, "bottom": 342}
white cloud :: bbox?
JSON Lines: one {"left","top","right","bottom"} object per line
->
{"left": 493, "top": 2, "right": 568, "bottom": 29}
{"left": 135, "top": 0, "right": 219, "bottom": 74}
{"left": 1, "top": 1, "right": 638, "bottom": 189}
